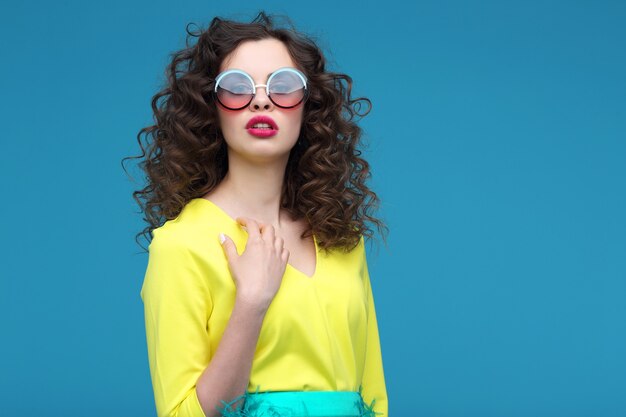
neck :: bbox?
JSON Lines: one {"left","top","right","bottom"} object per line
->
{"left": 214, "top": 152, "right": 290, "bottom": 228}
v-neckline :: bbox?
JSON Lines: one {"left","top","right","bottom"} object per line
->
{"left": 194, "top": 197, "right": 320, "bottom": 280}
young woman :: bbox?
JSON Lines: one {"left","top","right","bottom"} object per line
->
{"left": 128, "top": 11, "right": 389, "bottom": 417}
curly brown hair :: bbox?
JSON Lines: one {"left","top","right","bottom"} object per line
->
{"left": 122, "top": 11, "right": 388, "bottom": 254}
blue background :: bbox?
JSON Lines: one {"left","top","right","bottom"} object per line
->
{"left": 1, "top": 1, "right": 624, "bottom": 416}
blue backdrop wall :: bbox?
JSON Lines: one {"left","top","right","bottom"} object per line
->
{"left": 1, "top": 1, "right": 624, "bottom": 416}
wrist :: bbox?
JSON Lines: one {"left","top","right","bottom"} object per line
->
{"left": 234, "top": 295, "right": 269, "bottom": 317}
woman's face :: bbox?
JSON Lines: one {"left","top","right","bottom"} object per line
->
{"left": 216, "top": 38, "right": 304, "bottom": 163}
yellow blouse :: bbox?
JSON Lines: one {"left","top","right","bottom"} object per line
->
{"left": 140, "top": 198, "right": 388, "bottom": 417}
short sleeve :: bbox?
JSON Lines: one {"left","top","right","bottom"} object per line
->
{"left": 360, "top": 242, "right": 389, "bottom": 417}
{"left": 140, "top": 231, "right": 213, "bottom": 417}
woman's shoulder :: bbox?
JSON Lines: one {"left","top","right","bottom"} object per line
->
{"left": 149, "top": 198, "right": 228, "bottom": 253}
{"left": 320, "top": 233, "right": 368, "bottom": 275}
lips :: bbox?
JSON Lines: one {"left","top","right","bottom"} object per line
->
{"left": 246, "top": 115, "right": 278, "bottom": 130}
{"left": 246, "top": 115, "right": 278, "bottom": 138}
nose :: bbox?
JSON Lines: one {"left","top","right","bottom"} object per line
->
{"left": 250, "top": 84, "right": 273, "bottom": 111}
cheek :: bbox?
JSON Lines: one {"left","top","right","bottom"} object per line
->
{"left": 296, "top": 111, "right": 305, "bottom": 134}
{"left": 216, "top": 110, "right": 238, "bottom": 132}
{"left": 286, "top": 109, "right": 304, "bottom": 132}
{"left": 284, "top": 120, "right": 301, "bottom": 138}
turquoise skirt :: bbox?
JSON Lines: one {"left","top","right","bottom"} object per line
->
{"left": 216, "top": 385, "right": 381, "bottom": 417}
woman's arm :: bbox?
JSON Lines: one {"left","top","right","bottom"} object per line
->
{"left": 142, "top": 233, "right": 212, "bottom": 417}
{"left": 195, "top": 220, "right": 289, "bottom": 416}
{"left": 142, "top": 232, "right": 269, "bottom": 417}
{"left": 142, "top": 220, "right": 286, "bottom": 417}
{"left": 360, "top": 241, "right": 389, "bottom": 417}
{"left": 195, "top": 297, "right": 267, "bottom": 417}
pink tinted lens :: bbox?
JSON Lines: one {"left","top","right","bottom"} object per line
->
{"left": 216, "top": 87, "right": 253, "bottom": 109}
{"left": 268, "top": 70, "right": 306, "bottom": 108}
{"left": 216, "top": 71, "right": 254, "bottom": 109}
{"left": 270, "top": 89, "right": 305, "bottom": 108}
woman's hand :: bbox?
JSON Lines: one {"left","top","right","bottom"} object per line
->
{"left": 219, "top": 217, "right": 289, "bottom": 312}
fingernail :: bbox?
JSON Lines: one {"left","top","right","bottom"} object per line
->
{"left": 219, "top": 233, "right": 226, "bottom": 244}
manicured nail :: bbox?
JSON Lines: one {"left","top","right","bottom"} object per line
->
{"left": 219, "top": 233, "right": 226, "bottom": 244}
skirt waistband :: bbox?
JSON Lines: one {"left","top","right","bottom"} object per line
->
{"left": 216, "top": 386, "right": 380, "bottom": 417}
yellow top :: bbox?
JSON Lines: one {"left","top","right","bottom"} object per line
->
{"left": 140, "top": 198, "right": 388, "bottom": 417}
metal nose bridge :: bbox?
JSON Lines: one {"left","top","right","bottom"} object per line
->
{"left": 252, "top": 84, "right": 271, "bottom": 103}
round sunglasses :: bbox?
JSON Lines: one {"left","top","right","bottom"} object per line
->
{"left": 213, "top": 67, "right": 308, "bottom": 110}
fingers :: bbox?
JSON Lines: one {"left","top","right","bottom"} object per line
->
{"left": 274, "top": 234, "right": 284, "bottom": 254}
{"left": 218, "top": 233, "right": 236, "bottom": 261}
{"left": 236, "top": 217, "right": 261, "bottom": 239}
{"left": 281, "top": 246, "right": 290, "bottom": 263}
{"left": 236, "top": 217, "right": 277, "bottom": 244}
{"left": 261, "top": 223, "right": 276, "bottom": 242}
{"left": 237, "top": 217, "right": 286, "bottom": 262}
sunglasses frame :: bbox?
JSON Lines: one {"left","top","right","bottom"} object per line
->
{"left": 213, "top": 67, "right": 308, "bottom": 110}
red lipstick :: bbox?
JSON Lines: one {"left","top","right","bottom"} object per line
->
{"left": 246, "top": 115, "right": 278, "bottom": 138}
